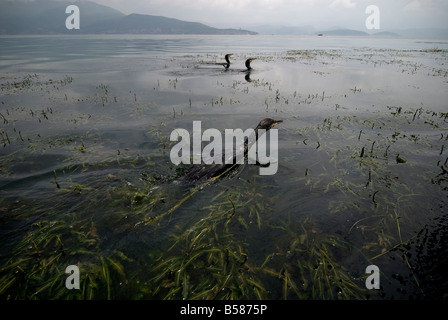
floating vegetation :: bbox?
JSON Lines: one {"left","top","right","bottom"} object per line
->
{"left": 1, "top": 74, "right": 73, "bottom": 94}
{"left": 284, "top": 49, "right": 342, "bottom": 64}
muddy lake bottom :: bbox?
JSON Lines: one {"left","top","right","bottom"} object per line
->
{"left": 0, "top": 35, "right": 448, "bottom": 300}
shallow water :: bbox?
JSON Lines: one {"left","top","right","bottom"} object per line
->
{"left": 0, "top": 35, "right": 447, "bottom": 300}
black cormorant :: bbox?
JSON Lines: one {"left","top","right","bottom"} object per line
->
{"left": 222, "top": 53, "right": 233, "bottom": 69}
{"left": 245, "top": 58, "right": 256, "bottom": 70}
{"left": 203, "top": 54, "right": 233, "bottom": 69}
{"left": 175, "top": 118, "right": 282, "bottom": 185}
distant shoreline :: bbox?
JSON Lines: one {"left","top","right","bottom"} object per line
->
{"left": 2, "top": 34, "right": 448, "bottom": 41}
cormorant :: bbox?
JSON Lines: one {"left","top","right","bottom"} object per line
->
{"left": 223, "top": 53, "right": 233, "bottom": 69}
{"left": 203, "top": 54, "right": 233, "bottom": 69}
{"left": 245, "top": 58, "right": 256, "bottom": 70}
{"left": 175, "top": 118, "right": 282, "bottom": 185}
{"left": 215, "top": 53, "right": 233, "bottom": 69}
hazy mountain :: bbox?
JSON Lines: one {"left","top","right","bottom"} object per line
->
{"left": 317, "top": 29, "right": 369, "bottom": 36}
{"left": 390, "top": 28, "right": 448, "bottom": 39}
{"left": 103, "top": 13, "right": 257, "bottom": 35}
{"left": 0, "top": 0, "right": 125, "bottom": 34}
{"left": 0, "top": 0, "right": 257, "bottom": 35}
{"left": 249, "top": 24, "right": 447, "bottom": 39}
{"left": 1, "top": 0, "right": 445, "bottom": 38}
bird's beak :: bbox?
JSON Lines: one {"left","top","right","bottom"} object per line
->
{"left": 271, "top": 119, "right": 283, "bottom": 128}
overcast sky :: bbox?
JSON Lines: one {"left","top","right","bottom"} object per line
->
{"left": 67, "top": 0, "right": 448, "bottom": 30}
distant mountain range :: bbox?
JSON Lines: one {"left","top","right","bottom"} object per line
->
{"left": 1, "top": 0, "right": 446, "bottom": 38}
{"left": 0, "top": 0, "right": 257, "bottom": 35}
{"left": 251, "top": 25, "right": 448, "bottom": 38}
{"left": 316, "top": 29, "right": 399, "bottom": 37}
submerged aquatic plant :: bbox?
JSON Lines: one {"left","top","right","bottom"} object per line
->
{"left": 138, "top": 178, "right": 369, "bottom": 300}
{"left": 138, "top": 184, "right": 271, "bottom": 300}
{"left": 0, "top": 217, "right": 131, "bottom": 300}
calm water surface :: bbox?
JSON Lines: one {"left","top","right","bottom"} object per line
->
{"left": 1, "top": 35, "right": 447, "bottom": 299}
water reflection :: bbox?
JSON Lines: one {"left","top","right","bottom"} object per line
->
{"left": 245, "top": 71, "right": 253, "bottom": 82}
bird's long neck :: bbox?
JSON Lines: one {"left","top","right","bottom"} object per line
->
{"left": 245, "top": 60, "right": 252, "bottom": 70}
{"left": 243, "top": 128, "right": 262, "bottom": 155}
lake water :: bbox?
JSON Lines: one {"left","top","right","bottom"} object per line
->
{"left": 0, "top": 35, "right": 447, "bottom": 300}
